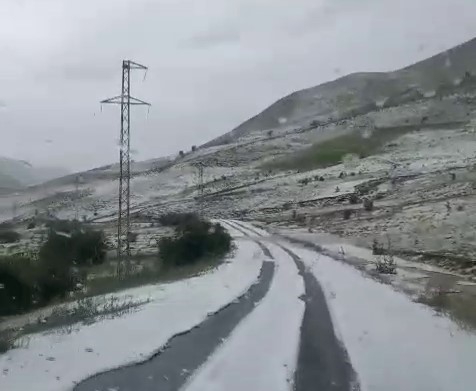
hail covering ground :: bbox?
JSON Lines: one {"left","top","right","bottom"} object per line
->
{"left": 2, "top": 37, "right": 476, "bottom": 390}
{"left": 293, "top": 246, "right": 476, "bottom": 391}
{"left": 0, "top": 239, "right": 263, "bottom": 391}
{"left": 183, "top": 243, "right": 304, "bottom": 391}
{"left": 0, "top": 222, "right": 475, "bottom": 391}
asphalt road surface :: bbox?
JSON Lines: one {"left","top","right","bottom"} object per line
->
{"left": 75, "top": 221, "right": 359, "bottom": 391}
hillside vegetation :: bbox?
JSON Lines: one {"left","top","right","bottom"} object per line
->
{"left": 262, "top": 126, "right": 415, "bottom": 171}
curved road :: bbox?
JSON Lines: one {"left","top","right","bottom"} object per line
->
{"left": 75, "top": 220, "right": 359, "bottom": 391}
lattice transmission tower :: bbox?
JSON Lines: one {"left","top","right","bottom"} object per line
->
{"left": 101, "top": 60, "right": 150, "bottom": 276}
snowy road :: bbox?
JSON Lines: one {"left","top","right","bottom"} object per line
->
{"left": 74, "top": 221, "right": 357, "bottom": 391}
{"left": 2, "top": 220, "right": 476, "bottom": 391}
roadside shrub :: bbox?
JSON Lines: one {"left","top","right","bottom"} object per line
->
{"left": 375, "top": 254, "right": 397, "bottom": 274}
{"left": 128, "top": 232, "right": 138, "bottom": 242}
{"left": 296, "top": 214, "right": 306, "bottom": 224}
{"left": 349, "top": 194, "right": 360, "bottom": 205}
{"left": 374, "top": 237, "right": 396, "bottom": 274}
{"left": 40, "top": 228, "right": 106, "bottom": 268}
{"left": 0, "top": 221, "right": 106, "bottom": 314}
{"left": 343, "top": 209, "right": 353, "bottom": 220}
{"left": 0, "top": 230, "right": 20, "bottom": 244}
{"left": 0, "top": 330, "right": 15, "bottom": 353}
{"left": 372, "top": 238, "right": 385, "bottom": 255}
{"left": 363, "top": 198, "right": 374, "bottom": 211}
{"left": 36, "top": 221, "right": 106, "bottom": 300}
{"left": 159, "top": 219, "right": 232, "bottom": 267}
{"left": 0, "top": 256, "right": 39, "bottom": 315}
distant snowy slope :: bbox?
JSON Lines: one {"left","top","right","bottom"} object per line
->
{"left": 204, "top": 37, "right": 476, "bottom": 147}
{"left": 0, "top": 170, "right": 22, "bottom": 190}
{"left": 0, "top": 157, "right": 69, "bottom": 188}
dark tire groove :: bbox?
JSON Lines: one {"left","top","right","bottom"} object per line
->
{"left": 74, "top": 260, "right": 275, "bottom": 391}
{"left": 230, "top": 220, "right": 265, "bottom": 238}
{"left": 278, "top": 245, "right": 360, "bottom": 391}
{"left": 221, "top": 221, "right": 273, "bottom": 259}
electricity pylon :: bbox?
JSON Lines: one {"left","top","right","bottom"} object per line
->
{"left": 101, "top": 60, "right": 150, "bottom": 277}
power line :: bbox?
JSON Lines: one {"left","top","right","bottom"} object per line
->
{"left": 101, "top": 60, "right": 150, "bottom": 277}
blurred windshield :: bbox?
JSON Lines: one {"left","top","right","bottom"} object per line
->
{"left": 1, "top": 1, "right": 475, "bottom": 390}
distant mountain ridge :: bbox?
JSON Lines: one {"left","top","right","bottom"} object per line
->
{"left": 204, "top": 36, "right": 476, "bottom": 147}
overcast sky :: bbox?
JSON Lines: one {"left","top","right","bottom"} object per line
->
{"left": 1, "top": 0, "right": 476, "bottom": 172}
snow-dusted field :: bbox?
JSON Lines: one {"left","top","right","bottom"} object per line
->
{"left": 0, "top": 239, "right": 263, "bottom": 391}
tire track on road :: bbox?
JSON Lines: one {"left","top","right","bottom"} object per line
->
{"left": 278, "top": 244, "right": 359, "bottom": 391}
{"left": 220, "top": 220, "right": 273, "bottom": 259}
{"left": 225, "top": 220, "right": 359, "bottom": 390}
{"left": 229, "top": 220, "right": 267, "bottom": 238}
{"left": 75, "top": 256, "right": 275, "bottom": 391}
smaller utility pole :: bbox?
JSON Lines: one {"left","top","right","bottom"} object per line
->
{"left": 74, "top": 175, "right": 82, "bottom": 221}
{"left": 193, "top": 162, "right": 205, "bottom": 216}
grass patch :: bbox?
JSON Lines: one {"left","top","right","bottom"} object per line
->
{"left": 262, "top": 126, "right": 414, "bottom": 171}
{"left": 87, "top": 251, "right": 226, "bottom": 297}
{"left": 85, "top": 265, "right": 160, "bottom": 297}
{"left": 19, "top": 295, "right": 149, "bottom": 336}
{"left": 0, "top": 329, "right": 16, "bottom": 353}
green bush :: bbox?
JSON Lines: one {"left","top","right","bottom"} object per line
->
{"left": 40, "top": 226, "right": 106, "bottom": 268}
{"left": 38, "top": 222, "right": 106, "bottom": 300}
{"left": 349, "top": 194, "right": 360, "bottom": 205}
{"left": 0, "top": 256, "right": 39, "bottom": 315}
{"left": 343, "top": 209, "right": 353, "bottom": 220}
{"left": 0, "top": 220, "right": 107, "bottom": 315}
{"left": 0, "top": 230, "right": 20, "bottom": 244}
{"left": 363, "top": 198, "right": 374, "bottom": 211}
{"left": 159, "top": 219, "right": 232, "bottom": 267}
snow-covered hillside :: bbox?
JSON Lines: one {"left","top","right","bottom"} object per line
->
{"left": 205, "top": 36, "right": 476, "bottom": 148}
{"left": 1, "top": 36, "right": 476, "bottom": 332}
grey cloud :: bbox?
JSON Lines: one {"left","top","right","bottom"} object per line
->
{"left": 54, "top": 63, "right": 118, "bottom": 82}
{"left": 186, "top": 27, "right": 241, "bottom": 48}
{"left": 1, "top": 0, "right": 476, "bottom": 171}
